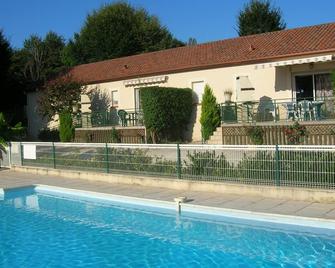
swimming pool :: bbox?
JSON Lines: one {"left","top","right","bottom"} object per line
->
{"left": 1, "top": 185, "right": 335, "bottom": 267}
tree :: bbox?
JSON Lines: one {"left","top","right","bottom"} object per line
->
{"left": 59, "top": 111, "right": 74, "bottom": 142}
{"left": 20, "top": 32, "right": 65, "bottom": 90}
{"left": 237, "top": 0, "right": 286, "bottom": 36}
{"left": 0, "top": 31, "right": 28, "bottom": 124}
{"left": 62, "top": 2, "right": 184, "bottom": 65}
{"left": 0, "top": 30, "right": 12, "bottom": 91}
{"left": 187, "top": 37, "right": 197, "bottom": 46}
{"left": 38, "top": 74, "right": 84, "bottom": 120}
{"left": 200, "top": 85, "right": 221, "bottom": 141}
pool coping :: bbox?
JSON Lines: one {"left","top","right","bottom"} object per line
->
{"left": 2, "top": 184, "right": 335, "bottom": 231}
{"left": 12, "top": 165, "right": 335, "bottom": 203}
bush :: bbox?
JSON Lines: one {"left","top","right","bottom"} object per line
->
{"left": 140, "top": 86, "right": 193, "bottom": 143}
{"left": 111, "top": 127, "right": 121, "bottom": 143}
{"left": 200, "top": 85, "right": 221, "bottom": 141}
{"left": 246, "top": 126, "right": 264, "bottom": 145}
{"left": 0, "top": 112, "right": 26, "bottom": 141}
{"left": 283, "top": 122, "right": 307, "bottom": 145}
{"left": 184, "top": 150, "right": 235, "bottom": 178}
{"left": 59, "top": 112, "right": 74, "bottom": 142}
{"left": 38, "top": 128, "right": 60, "bottom": 142}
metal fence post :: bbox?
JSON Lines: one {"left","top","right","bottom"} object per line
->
{"left": 274, "top": 99, "right": 277, "bottom": 122}
{"left": 20, "top": 142, "right": 23, "bottom": 166}
{"left": 275, "top": 144, "right": 281, "bottom": 186}
{"left": 105, "top": 143, "right": 109, "bottom": 173}
{"left": 176, "top": 143, "right": 181, "bottom": 179}
{"left": 52, "top": 142, "right": 56, "bottom": 169}
{"left": 8, "top": 142, "right": 12, "bottom": 168}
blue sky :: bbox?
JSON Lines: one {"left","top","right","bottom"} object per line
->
{"left": 1, "top": 0, "right": 335, "bottom": 48}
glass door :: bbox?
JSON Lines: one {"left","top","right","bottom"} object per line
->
{"left": 295, "top": 75, "right": 314, "bottom": 101}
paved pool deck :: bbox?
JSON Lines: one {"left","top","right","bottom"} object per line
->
{"left": 1, "top": 168, "right": 335, "bottom": 220}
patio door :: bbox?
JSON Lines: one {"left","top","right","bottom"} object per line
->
{"left": 295, "top": 73, "right": 333, "bottom": 101}
{"left": 295, "top": 75, "right": 314, "bottom": 100}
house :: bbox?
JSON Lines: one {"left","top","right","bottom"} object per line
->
{"left": 27, "top": 22, "right": 335, "bottom": 144}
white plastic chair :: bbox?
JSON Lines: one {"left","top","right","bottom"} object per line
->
{"left": 298, "top": 100, "right": 313, "bottom": 121}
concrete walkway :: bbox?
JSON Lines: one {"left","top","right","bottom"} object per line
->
{"left": 1, "top": 169, "right": 335, "bottom": 220}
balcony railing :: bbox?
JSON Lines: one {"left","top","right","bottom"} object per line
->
{"left": 74, "top": 109, "right": 144, "bottom": 128}
{"left": 220, "top": 96, "right": 335, "bottom": 124}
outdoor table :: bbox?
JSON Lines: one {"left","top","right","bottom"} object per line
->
{"left": 312, "top": 101, "right": 325, "bottom": 120}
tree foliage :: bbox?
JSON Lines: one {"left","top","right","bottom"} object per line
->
{"left": 59, "top": 112, "right": 74, "bottom": 142}
{"left": 237, "top": 0, "right": 286, "bottom": 36}
{"left": 200, "top": 85, "right": 221, "bottom": 141}
{"left": 19, "top": 31, "right": 66, "bottom": 91}
{"left": 0, "top": 31, "right": 28, "bottom": 123}
{"left": 0, "top": 113, "right": 26, "bottom": 142}
{"left": 140, "top": 86, "right": 193, "bottom": 143}
{"left": 38, "top": 74, "right": 84, "bottom": 119}
{"left": 62, "top": 2, "right": 184, "bottom": 65}
{"left": 0, "top": 30, "right": 12, "bottom": 89}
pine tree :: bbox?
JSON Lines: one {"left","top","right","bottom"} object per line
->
{"left": 59, "top": 112, "right": 74, "bottom": 142}
{"left": 200, "top": 85, "right": 221, "bottom": 141}
{"left": 237, "top": 0, "right": 286, "bottom": 36}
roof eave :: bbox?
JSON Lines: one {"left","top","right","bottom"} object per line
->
{"left": 80, "top": 48, "right": 335, "bottom": 86}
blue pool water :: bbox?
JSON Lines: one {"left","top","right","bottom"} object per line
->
{"left": 0, "top": 187, "right": 335, "bottom": 267}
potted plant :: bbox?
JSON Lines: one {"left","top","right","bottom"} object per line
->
{"left": 224, "top": 89, "right": 233, "bottom": 102}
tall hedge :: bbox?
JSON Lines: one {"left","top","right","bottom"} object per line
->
{"left": 200, "top": 84, "right": 221, "bottom": 141}
{"left": 140, "top": 86, "right": 193, "bottom": 143}
{"left": 59, "top": 112, "right": 74, "bottom": 142}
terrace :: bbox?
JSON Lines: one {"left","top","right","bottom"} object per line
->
{"left": 220, "top": 96, "right": 335, "bottom": 124}
{"left": 74, "top": 108, "right": 144, "bottom": 128}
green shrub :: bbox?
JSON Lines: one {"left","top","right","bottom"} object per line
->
{"left": 38, "top": 128, "right": 60, "bottom": 142}
{"left": 200, "top": 85, "right": 221, "bottom": 141}
{"left": 236, "top": 151, "right": 275, "bottom": 182}
{"left": 184, "top": 150, "right": 235, "bottom": 178}
{"left": 59, "top": 112, "right": 74, "bottom": 142}
{"left": 247, "top": 126, "right": 264, "bottom": 145}
{"left": 140, "top": 86, "right": 193, "bottom": 143}
{"left": 0, "top": 112, "right": 26, "bottom": 141}
{"left": 283, "top": 122, "right": 307, "bottom": 145}
{"left": 111, "top": 127, "right": 121, "bottom": 143}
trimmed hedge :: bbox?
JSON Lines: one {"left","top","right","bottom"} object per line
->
{"left": 140, "top": 86, "right": 193, "bottom": 143}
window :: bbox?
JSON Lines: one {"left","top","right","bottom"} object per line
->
{"left": 192, "top": 81, "right": 205, "bottom": 103}
{"left": 111, "top": 90, "right": 119, "bottom": 107}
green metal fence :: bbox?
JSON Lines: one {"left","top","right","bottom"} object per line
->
{"left": 220, "top": 96, "right": 335, "bottom": 124}
{"left": 9, "top": 142, "right": 335, "bottom": 189}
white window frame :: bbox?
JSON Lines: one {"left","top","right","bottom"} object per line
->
{"left": 191, "top": 80, "right": 205, "bottom": 104}
{"left": 111, "top": 90, "right": 119, "bottom": 107}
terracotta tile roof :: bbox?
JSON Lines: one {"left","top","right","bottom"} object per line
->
{"left": 70, "top": 22, "right": 335, "bottom": 85}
